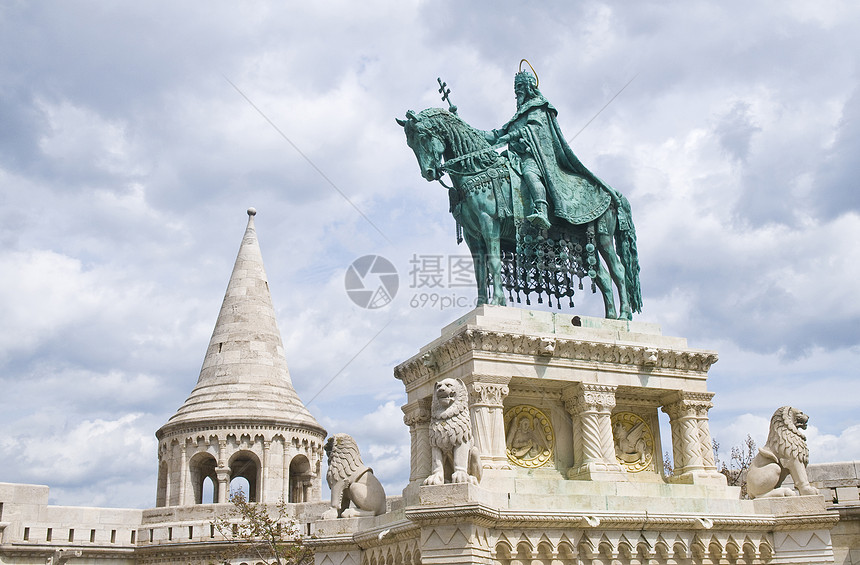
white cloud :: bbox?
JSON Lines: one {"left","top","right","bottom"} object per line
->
{"left": 36, "top": 98, "right": 144, "bottom": 178}
{"left": 808, "top": 424, "right": 860, "bottom": 463}
{"left": 0, "top": 414, "right": 155, "bottom": 494}
{"left": 712, "top": 413, "right": 770, "bottom": 458}
{"left": 0, "top": 250, "right": 106, "bottom": 359}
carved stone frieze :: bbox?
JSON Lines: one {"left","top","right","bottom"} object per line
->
{"left": 508, "top": 384, "right": 563, "bottom": 401}
{"left": 394, "top": 329, "right": 718, "bottom": 388}
{"left": 614, "top": 392, "right": 663, "bottom": 408}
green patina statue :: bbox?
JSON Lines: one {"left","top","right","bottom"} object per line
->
{"left": 397, "top": 67, "right": 642, "bottom": 319}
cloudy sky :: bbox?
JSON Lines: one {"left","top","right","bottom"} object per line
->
{"left": 1, "top": 1, "right": 859, "bottom": 509}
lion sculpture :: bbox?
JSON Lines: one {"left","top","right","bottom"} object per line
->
{"left": 423, "top": 378, "right": 483, "bottom": 486}
{"left": 321, "top": 433, "right": 386, "bottom": 519}
{"left": 746, "top": 406, "right": 819, "bottom": 499}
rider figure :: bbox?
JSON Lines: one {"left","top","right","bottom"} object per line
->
{"left": 485, "top": 71, "right": 614, "bottom": 230}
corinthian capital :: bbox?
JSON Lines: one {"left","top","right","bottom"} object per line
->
{"left": 468, "top": 381, "right": 510, "bottom": 406}
{"left": 563, "top": 383, "right": 617, "bottom": 414}
{"left": 662, "top": 391, "right": 715, "bottom": 419}
{"left": 402, "top": 401, "right": 431, "bottom": 427}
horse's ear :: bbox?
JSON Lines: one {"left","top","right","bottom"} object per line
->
{"left": 406, "top": 110, "right": 418, "bottom": 121}
{"left": 395, "top": 117, "right": 406, "bottom": 127}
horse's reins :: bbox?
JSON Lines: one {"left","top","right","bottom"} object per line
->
{"left": 435, "top": 142, "right": 509, "bottom": 189}
{"left": 440, "top": 142, "right": 507, "bottom": 174}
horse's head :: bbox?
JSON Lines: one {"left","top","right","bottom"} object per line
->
{"left": 396, "top": 109, "right": 445, "bottom": 182}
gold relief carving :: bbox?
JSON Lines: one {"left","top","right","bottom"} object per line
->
{"left": 611, "top": 412, "right": 655, "bottom": 473}
{"left": 504, "top": 405, "right": 554, "bottom": 468}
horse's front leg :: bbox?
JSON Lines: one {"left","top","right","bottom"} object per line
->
{"left": 464, "top": 233, "right": 489, "bottom": 306}
{"left": 477, "top": 213, "right": 506, "bottom": 306}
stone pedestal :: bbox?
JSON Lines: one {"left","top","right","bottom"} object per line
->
{"left": 310, "top": 306, "right": 839, "bottom": 565}
{"left": 394, "top": 305, "right": 723, "bottom": 490}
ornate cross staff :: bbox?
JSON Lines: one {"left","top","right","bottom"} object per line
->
{"left": 437, "top": 77, "right": 457, "bottom": 114}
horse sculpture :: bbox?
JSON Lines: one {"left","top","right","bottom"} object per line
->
{"left": 397, "top": 107, "right": 641, "bottom": 320}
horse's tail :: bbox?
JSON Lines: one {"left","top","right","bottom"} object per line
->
{"left": 613, "top": 193, "right": 643, "bottom": 314}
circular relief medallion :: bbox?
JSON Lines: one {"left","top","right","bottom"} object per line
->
{"left": 504, "top": 405, "right": 554, "bottom": 468}
{"left": 611, "top": 412, "right": 655, "bottom": 473}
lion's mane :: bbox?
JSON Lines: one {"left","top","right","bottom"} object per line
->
{"left": 325, "top": 433, "right": 365, "bottom": 488}
{"left": 428, "top": 378, "right": 472, "bottom": 452}
{"left": 765, "top": 406, "right": 809, "bottom": 465}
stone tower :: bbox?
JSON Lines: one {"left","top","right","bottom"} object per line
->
{"left": 154, "top": 208, "right": 326, "bottom": 507}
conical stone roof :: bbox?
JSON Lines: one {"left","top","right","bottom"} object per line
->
{"left": 159, "top": 208, "right": 324, "bottom": 437}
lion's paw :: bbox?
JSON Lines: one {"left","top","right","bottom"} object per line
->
{"left": 766, "top": 487, "right": 798, "bottom": 498}
{"left": 451, "top": 470, "right": 471, "bottom": 484}
{"left": 423, "top": 473, "right": 445, "bottom": 486}
{"left": 798, "top": 485, "right": 819, "bottom": 496}
{"left": 321, "top": 507, "right": 339, "bottom": 520}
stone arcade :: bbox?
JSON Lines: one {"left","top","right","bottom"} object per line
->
{"left": 1, "top": 210, "right": 857, "bottom": 565}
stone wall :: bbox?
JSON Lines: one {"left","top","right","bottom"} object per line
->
{"left": 789, "top": 461, "right": 860, "bottom": 565}
{"left": 0, "top": 483, "right": 140, "bottom": 565}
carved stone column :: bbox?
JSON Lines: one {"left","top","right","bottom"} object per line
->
{"left": 178, "top": 439, "right": 188, "bottom": 505}
{"left": 216, "top": 468, "right": 230, "bottom": 503}
{"left": 261, "top": 440, "right": 270, "bottom": 502}
{"left": 402, "top": 398, "right": 432, "bottom": 484}
{"left": 164, "top": 444, "right": 175, "bottom": 506}
{"left": 662, "top": 392, "right": 726, "bottom": 484}
{"left": 695, "top": 399, "right": 717, "bottom": 472}
{"left": 563, "top": 383, "right": 625, "bottom": 480}
{"left": 216, "top": 438, "right": 230, "bottom": 503}
{"left": 281, "top": 439, "right": 290, "bottom": 500}
{"left": 467, "top": 379, "right": 510, "bottom": 469}
{"left": 217, "top": 439, "right": 227, "bottom": 467}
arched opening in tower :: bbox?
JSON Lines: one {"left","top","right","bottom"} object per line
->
{"left": 229, "top": 451, "right": 261, "bottom": 502}
{"left": 202, "top": 476, "right": 215, "bottom": 504}
{"left": 230, "top": 476, "right": 251, "bottom": 499}
{"left": 189, "top": 452, "right": 218, "bottom": 504}
{"left": 289, "top": 454, "right": 312, "bottom": 503}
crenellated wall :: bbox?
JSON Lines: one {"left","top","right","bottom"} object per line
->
{"left": 0, "top": 483, "right": 140, "bottom": 565}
